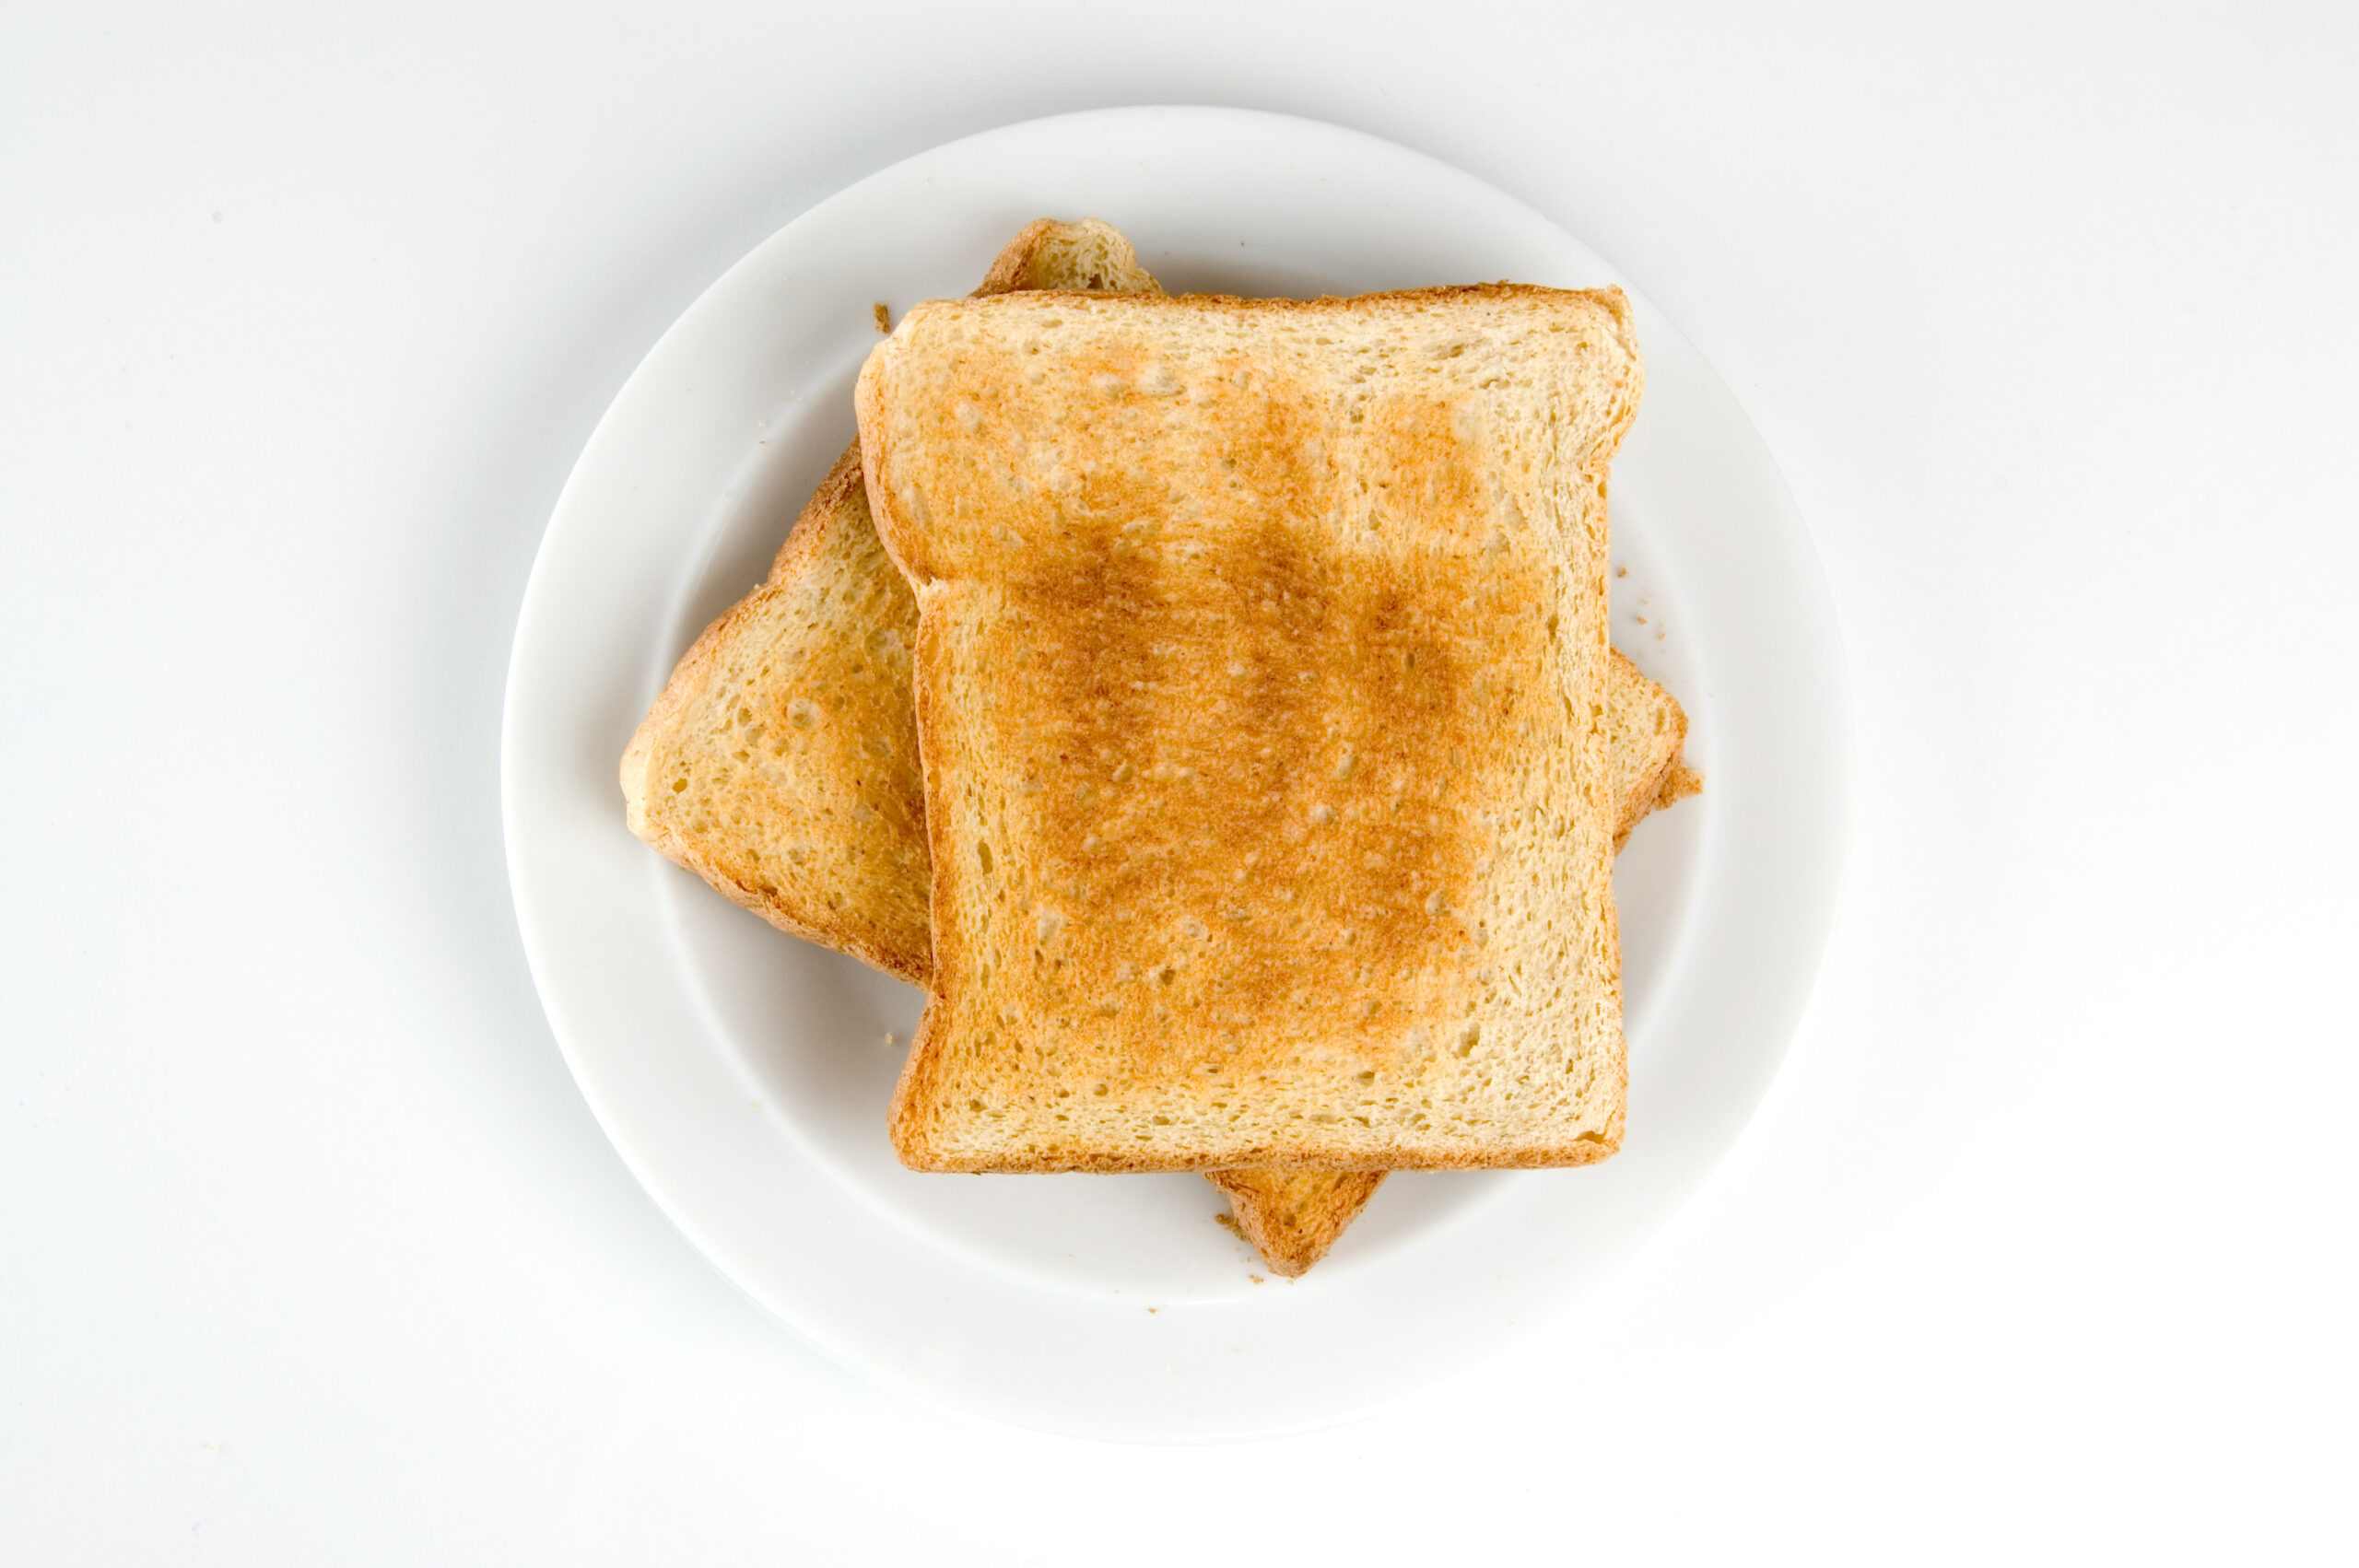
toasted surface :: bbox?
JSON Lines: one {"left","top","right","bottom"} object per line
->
{"left": 619, "top": 220, "right": 1162, "bottom": 980}
{"left": 1209, "top": 1168, "right": 1387, "bottom": 1279}
{"left": 1212, "top": 649, "right": 1692, "bottom": 1272}
{"left": 1655, "top": 758, "right": 1704, "bottom": 813}
{"left": 619, "top": 445, "right": 935, "bottom": 978}
{"left": 1604, "top": 649, "right": 1691, "bottom": 851}
{"left": 973, "top": 216, "right": 1159, "bottom": 297}
{"left": 862, "top": 285, "right": 1646, "bottom": 1172}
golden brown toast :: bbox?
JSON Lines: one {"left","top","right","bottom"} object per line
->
{"left": 626, "top": 224, "right": 1693, "bottom": 1269}
{"left": 860, "top": 284, "right": 1646, "bottom": 1173}
{"left": 1208, "top": 654, "right": 1691, "bottom": 1273}
{"left": 620, "top": 221, "right": 1166, "bottom": 981}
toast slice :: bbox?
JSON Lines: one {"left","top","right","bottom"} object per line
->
{"left": 860, "top": 283, "right": 1646, "bottom": 1173}
{"left": 1607, "top": 647, "right": 1695, "bottom": 850}
{"left": 1210, "top": 653, "right": 1691, "bottom": 1273}
{"left": 626, "top": 227, "right": 1693, "bottom": 1266}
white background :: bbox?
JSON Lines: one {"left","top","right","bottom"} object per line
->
{"left": 5, "top": 3, "right": 2353, "bottom": 1561}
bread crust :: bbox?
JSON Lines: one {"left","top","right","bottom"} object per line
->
{"left": 1606, "top": 649, "right": 1691, "bottom": 852}
{"left": 1208, "top": 1169, "right": 1388, "bottom": 1277}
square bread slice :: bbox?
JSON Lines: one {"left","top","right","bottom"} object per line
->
{"left": 859, "top": 284, "right": 1646, "bottom": 1172}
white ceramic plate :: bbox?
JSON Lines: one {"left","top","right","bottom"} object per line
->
{"left": 502, "top": 107, "right": 1848, "bottom": 1440}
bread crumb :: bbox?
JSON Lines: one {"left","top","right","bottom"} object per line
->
{"left": 1214, "top": 1212, "right": 1239, "bottom": 1235}
{"left": 1248, "top": 1275, "right": 1264, "bottom": 1284}
{"left": 872, "top": 301, "right": 891, "bottom": 333}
